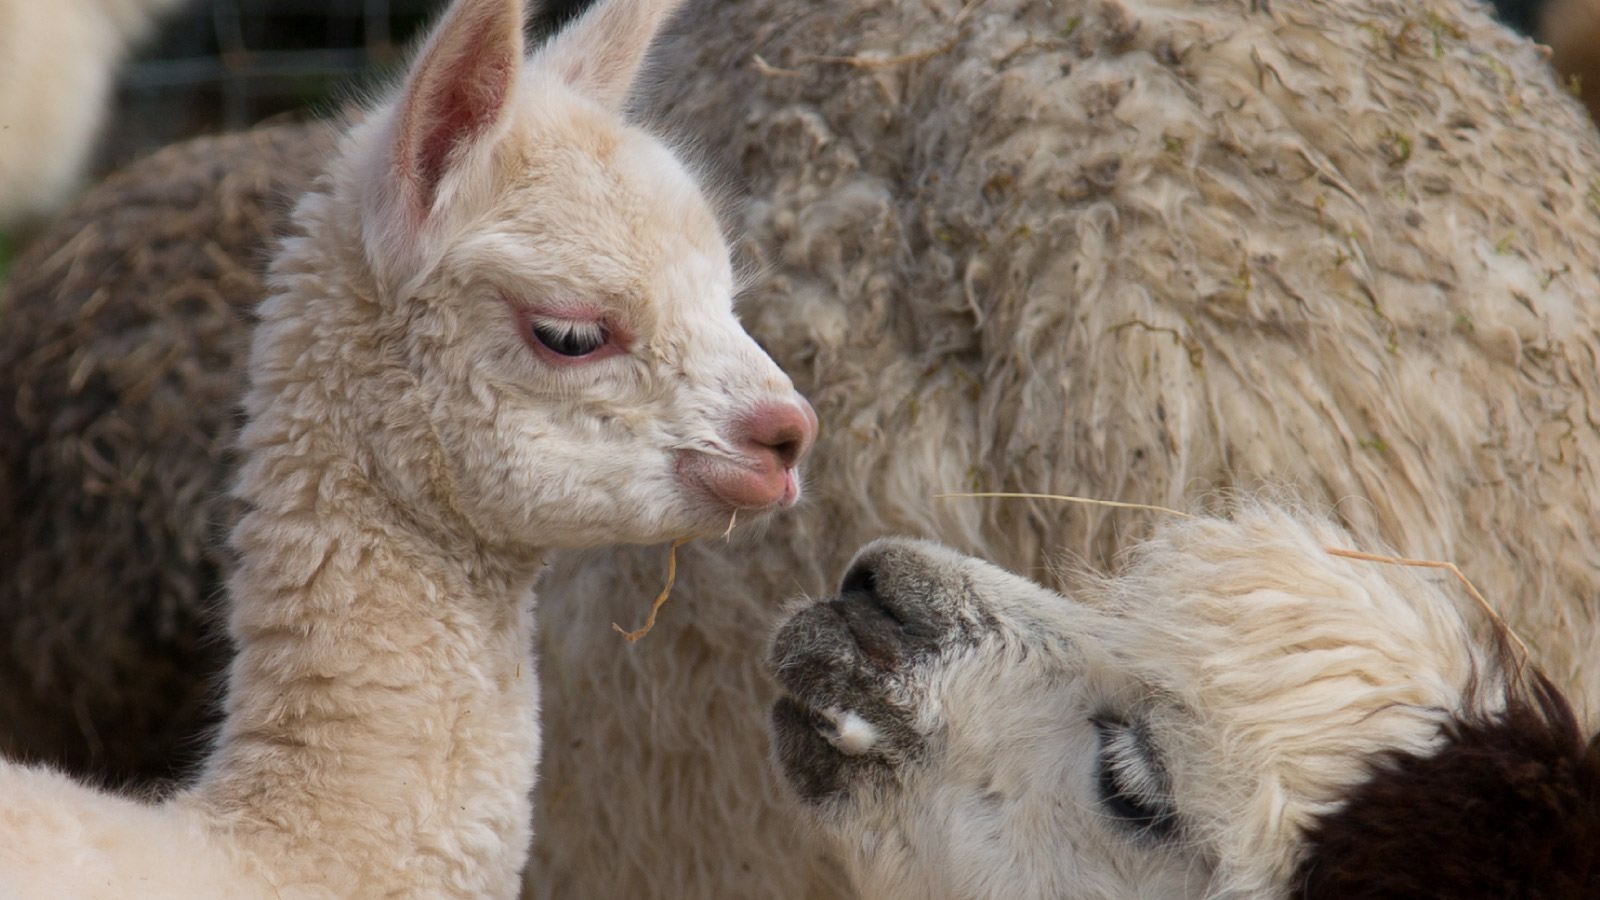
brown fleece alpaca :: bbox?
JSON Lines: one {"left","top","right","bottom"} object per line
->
{"left": 1296, "top": 672, "right": 1600, "bottom": 900}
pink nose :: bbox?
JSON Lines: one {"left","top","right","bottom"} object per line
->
{"left": 736, "top": 397, "right": 818, "bottom": 471}
{"left": 678, "top": 397, "right": 819, "bottom": 511}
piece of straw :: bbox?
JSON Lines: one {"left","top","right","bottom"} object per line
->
{"left": 613, "top": 513, "right": 744, "bottom": 642}
{"left": 803, "top": 0, "right": 986, "bottom": 70}
{"left": 614, "top": 535, "right": 695, "bottom": 643}
{"left": 936, "top": 489, "right": 1527, "bottom": 658}
{"left": 1323, "top": 548, "right": 1529, "bottom": 657}
{"left": 934, "top": 491, "right": 1196, "bottom": 518}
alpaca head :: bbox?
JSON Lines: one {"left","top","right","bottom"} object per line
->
{"left": 767, "top": 507, "right": 1600, "bottom": 899}
{"left": 250, "top": 0, "right": 815, "bottom": 551}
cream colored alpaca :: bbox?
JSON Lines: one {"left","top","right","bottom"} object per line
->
{"left": 0, "top": 0, "right": 815, "bottom": 896}
{"left": 0, "top": 0, "right": 190, "bottom": 227}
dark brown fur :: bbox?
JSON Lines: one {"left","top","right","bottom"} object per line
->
{"left": 1295, "top": 672, "right": 1600, "bottom": 899}
{"left": 0, "top": 122, "right": 336, "bottom": 784}
{"left": 1538, "top": 0, "right": 1600, "bottom": 124}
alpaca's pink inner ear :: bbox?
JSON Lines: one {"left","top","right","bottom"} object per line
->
{"left": 396, "top": 2, "right": 521, "bottom": 218}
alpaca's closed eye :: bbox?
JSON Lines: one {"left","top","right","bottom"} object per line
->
{"left": 1092, "top": 716, "right": 1177, "bottom": 840}
{"left": 529, "top": 317, "right": 608, "bottom": 358}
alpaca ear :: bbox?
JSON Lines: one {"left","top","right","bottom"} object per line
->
{"left": 535, "top": 0, "right": 686, "bottom": 111}
{"left": 361, "top": 0, "right": 525, "bottom": 289}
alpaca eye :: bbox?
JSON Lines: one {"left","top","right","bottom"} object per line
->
{"left": 529, "top": 318, "right": 607, "bottom": 357}
{"left": 1092, "top": 717, "right": 1177, "bottom": 840}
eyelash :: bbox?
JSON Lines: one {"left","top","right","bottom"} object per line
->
{"left": 527, "top": 316, "right": 608, "bottom": 358}
{"left": 1093, "top": 717, "right": 1177, "bottom": 840}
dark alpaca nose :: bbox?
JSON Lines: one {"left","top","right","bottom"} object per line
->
{"left": 839, "top": 557, "right": 878, "bottom": 598}
{"left": 832, "top": 555, "right": 945, "bottom": 668}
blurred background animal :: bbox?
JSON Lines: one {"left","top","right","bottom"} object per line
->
{"left": 0, "top": 0, "right": 192, "bottom": 230}
{"left": 1495, "top": 0, "right": 1600, "bottom": 121}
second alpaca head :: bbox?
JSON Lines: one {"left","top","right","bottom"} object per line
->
{"left": 243, "top": 0, "right": 816, "bottom": 551}
{"left": 768, "top": 508, "right": 1600, "bottom": 899}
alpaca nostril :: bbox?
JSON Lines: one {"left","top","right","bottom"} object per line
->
{"left": 772, "top": 436, "right": 803, "bottom": 469}
{"left": 739, "top": 397, "right": 818, "bottom": 470}
{"left": 838, "top": 559, "right": 908, "bottom": 635}
{"left": 830, "top": 586, "right": 922, "bottom": 674}
{"left": 828, "top": 542, "right": 959, "bottom": 671}
{"left": 839, "top": 560, "right": 878, "bottom": 598}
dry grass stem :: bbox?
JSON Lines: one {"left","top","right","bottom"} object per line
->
{"left": 805, "top": 0, "right": 984, "bottom": 70}
{"left": 934, "top": 491, "right": 1196, "bottom": 518}
{"left": 752, "top": 54, "right": 805, "bottom": 78}
{"left": 807, "top": 37, "right": 963, "bottom": 70}
{"left": 939, "top": 489, "right": 1527, "bottom": 658}
{"left": 1323, "top": 547, "right": 1530, "bottom": 657}
{"left": 614, "top": 535, "right": 695, "bottom": 643}
{"left": 611, "top": 513, "right": 743, "bottom": 641}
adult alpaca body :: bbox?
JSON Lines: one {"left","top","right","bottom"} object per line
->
{"left": 0, "top": 0, "right": 815, "bottom": 896}
{"left": 1494, "top": 0, "right": 1600, "bottom": 122}
{"left": 536, "top": 0, "right": 1600, "bottom": 894}
{"left": 4, "top": 0, "right": 1600, "bottom": 897}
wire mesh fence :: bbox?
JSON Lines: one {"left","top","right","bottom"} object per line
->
{"left": 100, "top": 0, "right": 588, "bottom": 173}
{"left": 99, "top": 0, "right": 439, "bottom": 172}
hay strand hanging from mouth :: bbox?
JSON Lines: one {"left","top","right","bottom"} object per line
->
{"left": 937, "top": 489, "right": 1528, "bottom": 659}
{"left": 612, "top": 512, "right": 745, "bottom": 642}
{"left": 614, "top": 535, "right": 695, "bottom": 643}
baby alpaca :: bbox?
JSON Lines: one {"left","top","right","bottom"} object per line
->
{"left": 770, "top": 508, "right": 1599, "bottom": 899}
{"left": 0, "top": 0, "right": 815, "bottom": 897}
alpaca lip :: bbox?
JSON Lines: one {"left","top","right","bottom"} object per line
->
{"left": 676, "top": 452, "right": 800, "bottom": 511}
{"left": 768, "top": 602, "right": 923, "bottom": 804}
{"left": 770, "top": 689, "right": 897, "bottom": 805}
{"left": 772, "top": 694, "right": 861, "bottom": 803}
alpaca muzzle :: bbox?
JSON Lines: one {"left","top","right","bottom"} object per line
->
{"left": 766, "top": 539, "right": 974, "bottom": 805}
{"left": 677, "top": 395, "right": 817, "bottom": 511}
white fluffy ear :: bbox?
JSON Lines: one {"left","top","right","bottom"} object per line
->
{"left": 361, "top": 0, "right": 525, "bottom": 291}
{"left": 535, "top": 0, "right": 685, "bottom": 111}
